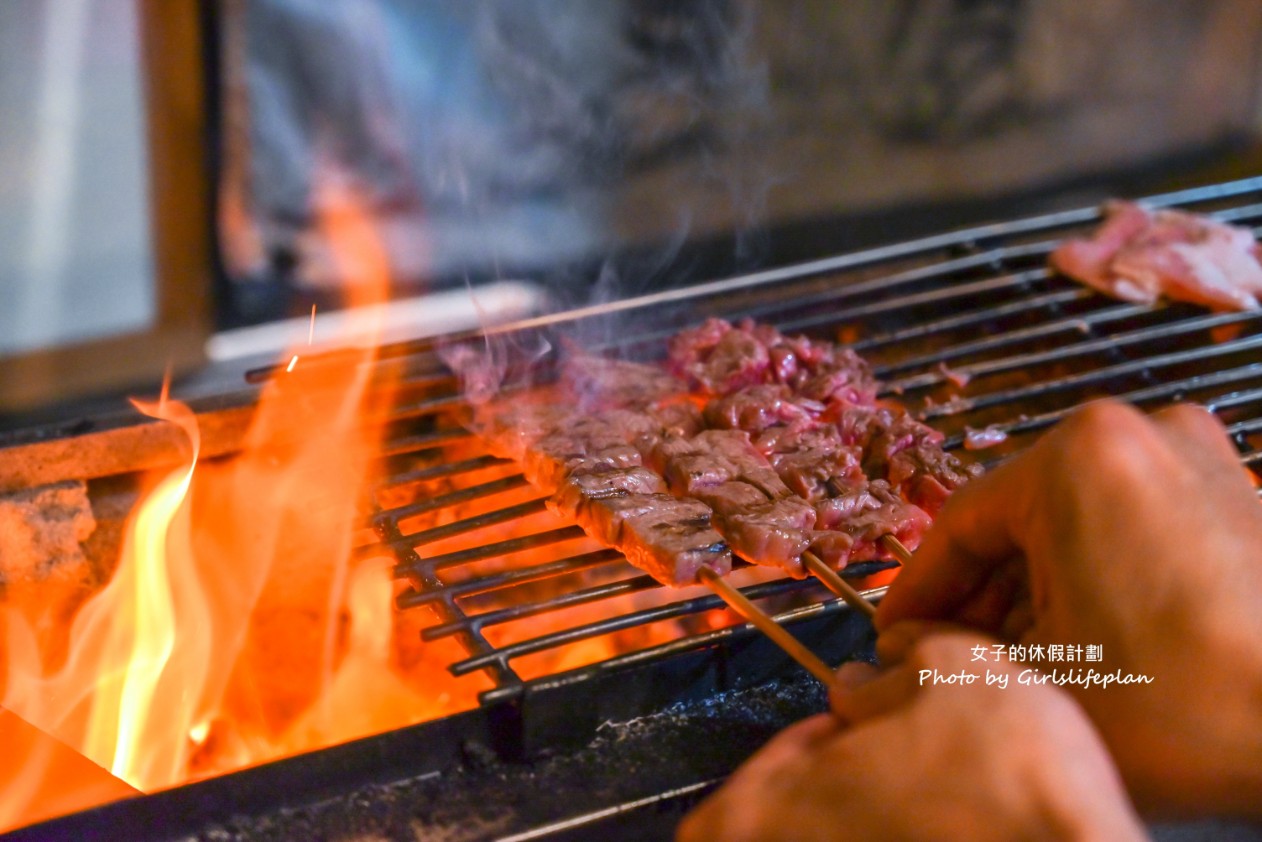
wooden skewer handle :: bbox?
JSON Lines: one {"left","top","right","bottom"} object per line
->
{"left": 878, "top": 534, "right": 914, "bottom": 567}
{"left": 698, "top": 568, "right": 835, "bottom": 685}
{"left": 801, "top": 551, "right": 877, "bottom": 620}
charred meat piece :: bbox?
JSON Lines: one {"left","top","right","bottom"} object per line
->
{"left": 1050, "top": 200, "right": 1262, "bottom": 311}
{"left": 474, "top": 321, "right": 974, "bottom": 586}
{"left": 716, "top": 496, "right": 817, "bottom": 577}
{"left": 479, "top": 398, "right": 573, "bottom": 463}
{"left": 668, "top": 318, "right": 771, "bottom": 394}
{"left": 669, "top": 318, "right": 879, "bottom": 403}
{"left": 548, "top": 467, "right": 668, "bottom": 525}
{"left": 768, "top": 445, "right": 865, "bottom": 503}
{"left": 610, "top": 494, "right": 731, "bottom": 585}
{"left": 749, "top": 419, "right": 865, "bottom": 502}
{"left": 523, "top": 432, "right": 643, "bottom": 492}
{"left": 813, "top": 478, "right": 932, "bottom": 564}
{"left": 479, "top": 396, "right": 730, "bottom": 586}
{"left": 704, "top": 384, "right": 821, "bottom": 433}
{"left": 599, "top": 404, "right": 704, "bottom": 456}
{"left": 480, "top": 397, "right": 694, "bottom": 493}
{"left": 703, "top": 383, "right": 969, "bottom": 561}
{"left": 831, "top": 403, "right": 981, "bottom": 514}
{"left": 650, "top": 431, "right": 816, "bottom": 575}
{"left": 562, "top": 356, "right": 692, "bottom": 410}
{"left": 653, "top": 430, "right": 790, "bottom": 501}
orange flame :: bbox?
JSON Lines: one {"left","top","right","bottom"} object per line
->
{"left": 0, "top": 173, "right": 485, "bottom": 832}
{"left": 0, "top": 395, "right": 203, "bottom": 810}
{"left": 82, "top": 396, "right": 202, "bottom": 788}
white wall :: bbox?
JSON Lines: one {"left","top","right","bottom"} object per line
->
{"left": 0, "top": 0, "right": 154, "bottom": 356}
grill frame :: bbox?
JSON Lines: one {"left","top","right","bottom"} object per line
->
{"left": 359, "top": 176, "right": 1262, "bottom": 731}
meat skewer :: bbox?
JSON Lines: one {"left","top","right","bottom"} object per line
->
{"left": 462, "top": 331, "right": 937, "bottom": 608}
{"left": 671, "top": 319, "right": 978, "bottom": 564}
{"left": 477, "top": 395, "right": 732, "bottom": 586}
{"left": 698, "top": 381, "right": 933, "bottom": 566}
{"left": 648, "top": 429, "right": 817, "bottom": 577}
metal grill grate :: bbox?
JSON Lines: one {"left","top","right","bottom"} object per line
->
{"left": 351, "top": 177, "right": 1262, "bottom": 708}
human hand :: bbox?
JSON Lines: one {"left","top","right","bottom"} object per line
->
{"left": 677, "top": 630, "right": 1145, "bottom": 842}
{"left": 877, "top": 400, "right": 1262, "bottom": 817}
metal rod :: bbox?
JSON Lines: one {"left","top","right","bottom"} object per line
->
{"left": 371, "top": 474, "right": 530, "bottom": 528}
{"left": 376, "top": 454, "right": 512, "bottom": 489}
{"left": 697, "top": 568, "right": 834, "bottom": 685}
{"left": 377, "top": 427, "right": 472, "bottom": 457}
{"left": 888, "top": 309, "right": 1262, "bottom": 396}
{"left": 397, "top": 548, "right": 623, "bottom": 609}
{"left": 939, "top": 361, "right": 1262, "bottom": 450}
{"left": 852, "top": 288, "right": 1088, "bottom": 353}
{"left": 878, "top": 535, "right": 915, "bottom": 567}
{"left": 801, "top": 551, "right": 876, "bottom": 620}
{"left": 358, "top": 498, "right": 549, "bottom": 557}
{"left": 922, "top": 332, "right": 1262, "bottom": 422}
{"left": 873, "top": 300, "right": 1146, "bottom": 379}
{"left": 394, "top": 526, "right": 589, "bottom": 577}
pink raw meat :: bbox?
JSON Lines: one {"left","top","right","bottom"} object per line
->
{"left": 1050, "top": 200, "right": 1262, "bottom": 311}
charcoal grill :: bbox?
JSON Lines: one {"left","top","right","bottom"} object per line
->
{"left": 9, "top": 176, "right": 1262, "bottom": 841}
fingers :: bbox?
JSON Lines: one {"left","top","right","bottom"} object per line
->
{"left": 874, "top": 620, "right": 961, "bottom": 664}
{"left": 1150, "top": 403, "right": 1249, "bottom": 484}
{"left": 830, "top": 660, "right": 922, "bottom": 725}
{"left": 833, "top": 628, "right": 1003, "bottom": 724}
{"left": 877, "top": 399, "right": 1227, "bottom": 633}
{"left": 875, "top": 446, "right": 1036, "bottom": 630}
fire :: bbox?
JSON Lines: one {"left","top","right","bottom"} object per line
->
{"left": 0, "top": 168, "right": 878, "bottom": 832}
{"left": 0, "top": 175, "right": 485, "bottom": 832}
{"left": 81, "top": 396, "right": 201, "bottom": 788}
{"left": 0, "top": 396, "right": 202, "bottom": 787}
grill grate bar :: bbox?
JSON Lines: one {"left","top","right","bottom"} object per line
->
{"left": 475, "top": 584, "right": 889, "bottom": 706}
{"left": 1207, "top": 387, "right": 1262, "bottom": 414}
{"left": 393, "top": 525, "right": 588, "bottom": 577}
{"left": 604, "top": 245, "right": 1063, "bottom": 358}
{"left": 774, "top": 267, "right": 1057, "bottom": 326}
{"left": 890, "top": 310, "right": 1262, "bottom": 395}
{"left": 941, "top": 361, "right": 1262, "bottom": 449}
{"left": 385, "top": 393, "right": 466, "bottom": 424}
{"left": 1207, "top": 202, "right": 1262, "bottom": 224}
{"left": 371, "top": 474, "right": 530, "bottom": 530}
{"left": 1226, "top": 416, "right": 1262, "bottom": 437}
{"left": 572, "top": 206, "right": 1262, "bottom": 368}
{"left": 397, "top": 549, "right": 625, "bottom": 609}
{"left": 361, "top": 498, "right": 549, "bottom": 556}
{"left": 922, "top": 332, "right": 1262, "bottom": 422}
{"left": 427, "top": 574, "right": 662, "bottom": 644}
{"left": 237, "top": 179, "right": 1262, "bottom": 387}
{"left": 447, "top": 574, "right": 833, "bottom": 676}
{"left": 377, "top": 427, "right": 471, "bottom": 458}
{"left": 874, "top": 301, "right": 1149, "bottom": 378}
{"left": 733, "top": 242, "right": 1058, "bottom": 325}
{"left": 524, "top": 178, "right": 1262, "bottom": 358}
{"left": 849, "top": 288, "right": 1091, "bottom": 353}
{"left": 377, "top": 454, "right": 512, "bottom": 490}
{"left": 385, "top": 541, "right": 522, "bottom": 687}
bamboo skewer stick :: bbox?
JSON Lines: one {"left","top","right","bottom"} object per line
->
{"left": 801, "top": 551, "right": 877, "bottom": 620}
{"left": 698, "top": 568, "right": 835, "bottom": 684}
{"left": 879, "top": 534, "right": 915, "bottom": 567}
